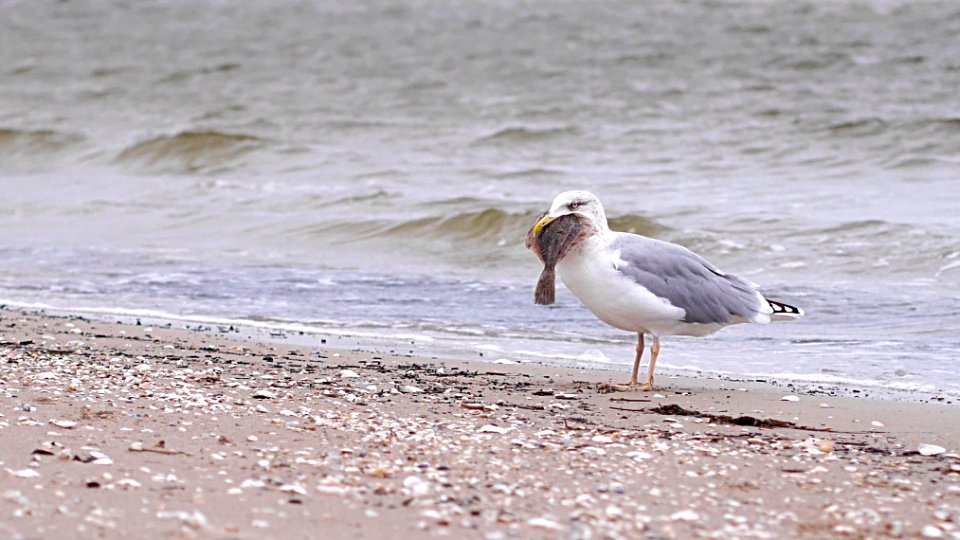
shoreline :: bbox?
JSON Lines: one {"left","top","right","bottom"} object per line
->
{"left": 2, "top": 300, "right": 955, "bottom": 405}
{"left": 1, "top": 306, "right": 959, "bottom": 538}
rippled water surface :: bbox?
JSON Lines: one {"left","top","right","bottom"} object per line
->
{"left": 2, "top": 1, "right": 959, "bottom": 397}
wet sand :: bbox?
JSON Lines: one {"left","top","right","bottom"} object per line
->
{"left": 1, "top": 307, "right": 958, "bottom": 539}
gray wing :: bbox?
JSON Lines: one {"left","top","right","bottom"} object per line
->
{"left": 611, "top": 233, "right": 765, "bottom": 325}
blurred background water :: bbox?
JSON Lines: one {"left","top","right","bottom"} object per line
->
{"left": 2, "top": 0, "right": 959, "bottom": 397}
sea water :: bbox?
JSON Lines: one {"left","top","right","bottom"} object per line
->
{"left": 2, "top": 0, "right": 959, "bottom": 397}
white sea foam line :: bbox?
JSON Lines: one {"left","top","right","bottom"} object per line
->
{"left": 752, "top": 371, "right": 955, "bottom": 395}
{"left": 508, "top": 346, "right": 959, "bottom": 397}
{"left": 0, "top": 299, "right": 435, "bottom": 343}
{"left": 5, "top": 298, "right": 956, "bottom": 398}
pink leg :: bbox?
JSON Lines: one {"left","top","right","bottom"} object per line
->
{"left": 597, "top": 333, "right": 646, "bottom": 393}
{"left": 638, "top": 336, "right": 660, "bottom": 391}
{"left": 629, "top": 333, "right": 644, "bottom": 386}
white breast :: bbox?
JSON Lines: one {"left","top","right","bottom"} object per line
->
{"left": 557, "top": 235, "right": 686, "bottom": 336}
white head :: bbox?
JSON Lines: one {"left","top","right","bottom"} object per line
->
{"left": 533, "top": 190, "right": 610, "bottom": 236}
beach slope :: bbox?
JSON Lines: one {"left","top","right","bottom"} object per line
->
{"left": 1, "top": 308, "right": 958, "bottom": 538}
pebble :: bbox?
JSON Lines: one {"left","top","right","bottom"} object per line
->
{"left": 339, "top": 369, "right": 360, "bottom": 378}
{"left": 528, "top": 517, "right": 563, "bottom": 531}
{"left": 781, "top": 395, "right": 800, "bottom": 402}
{"left": 671, "top": 509, "right": 699, "bottom": 522}
{"left": 156, "top": 510, "right": 209, "bottom": 529}
{"left": 252, "top": 389, "right": 277, "bottom": 400}
{"left": 316, "top": 485, "right": 349, "bottom": 496}
{"left": 279, "top": 483, "right": 307, "bottom": 495}
{"left": 921, "top": 525, "right": 944, "bottom": 538}
{"left": 918, "top": 444, "right": 947, "bottom": 456}
{"left": 402, "top": 476, "right": 431, "bottom": 497}
{"left": 479, "top": 425, "right": 511, "bottom": 434}
{"left": 6, "top": 469, "right": 40, "bottom": 479}
{"left": 399, "top": 385, "right": 424, "bottom": 393}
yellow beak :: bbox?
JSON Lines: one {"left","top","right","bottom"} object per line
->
{"left": 531, "top": 214, "right": 557, "bottom": 237}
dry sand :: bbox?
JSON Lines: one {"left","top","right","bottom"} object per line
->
{"left": 1, "top": 307, "right": 959, "bottom": 539}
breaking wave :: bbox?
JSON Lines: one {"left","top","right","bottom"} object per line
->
{"left": 115, "top": 131, "right": 264, "bottom": 173}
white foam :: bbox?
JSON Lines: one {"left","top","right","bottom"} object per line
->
{"left": 0, "top": 299, "right": 435, "bottom": 342}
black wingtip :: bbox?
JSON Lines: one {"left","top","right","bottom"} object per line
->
{"left": 768, "top": 299, "right": 804, "bottom": 318}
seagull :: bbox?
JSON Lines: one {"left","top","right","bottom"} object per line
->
{"left": 531, "top": 190, "right": 803, "bottom": 391}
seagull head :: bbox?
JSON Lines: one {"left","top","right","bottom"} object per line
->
{"left": 532, "top": 190, "right": 610, "bottom": 236}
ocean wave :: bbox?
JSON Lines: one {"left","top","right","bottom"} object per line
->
{"left": 490, "top": 167, "right": 567, "bottom": 179}
{"left": 826, "top": 118, "right": 888, "bottom": 137}
{"left": 300, "top": 208, "right": 664, "bottom": 247}
{"left": 359, "top": 208, "right": 539, "bottom": 243}
{"left": 115, "top": 130, "right": 264, "bottom": 173}
{"left": 472, "top": 126, "right": 579, "bottom": 145}
{"left": 0, "top": 128, "right": 85, "bottom": 153}
{"left": 826, "top": 117, "right": 960, "bottom": 137}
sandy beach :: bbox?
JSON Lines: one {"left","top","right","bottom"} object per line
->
{"left": 0, "top": 307, "right": 957, "bottom": 539}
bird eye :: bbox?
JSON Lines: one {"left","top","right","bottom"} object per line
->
{"left": 568, "top": 202, "right": 581, "bottom": 210}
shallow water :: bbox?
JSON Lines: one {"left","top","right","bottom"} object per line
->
{"left": 2, "top": 1, "right": 959, "bottom": 397}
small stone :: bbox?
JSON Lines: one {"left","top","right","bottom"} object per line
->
{"left": 528, "top": 517, "right": 563, "bottom": 531}
{"left": 478, "top": 425, "right": 511, "bottom": 434}
{"left": 116, "top": 478, "right": 141, "bottom": 489}
{"left": 50, "top": 420, "right": 77, "bottom": 429}
{"left": 399, "top": 385, "right": 424, "bottom": 394}
{"left": 339, "top": 369, "right": 360, "bottom": 378}
{"left": 279, "top": 484, "right": 307, "bottom": 495}
{"left": 817, "top": 440, "right": 836, "bottom": 453}
{"left": 919, "top": 444, "right": 947, "bottom": 456}
{"left": 671, "top": 509, "right": 699, "bottom": 522}
{"left": 402, "top": 476, "right": 431, "bottom": 497}
{"left": 156, "top": 510, "right": 210, "bottom": 529}
{"left": 6, "top": 469, "right": 40, "bottom": 479}
{"left": 89, "top": 451, "right": 113, "bottom": 465}
{"left": 240, "top": 479, "right": 265, "bottom": 488}
{"left": 781, "top": 395, "right": 800, "bottom": 402}
{"left": 316, "top": 485, "right": 349, "bottom": 496}
{"left": 252, "top": 389, "right": 277, "bottom": 400}
{"left": 921, "top": 525, "right": 943, "bottom": 538}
